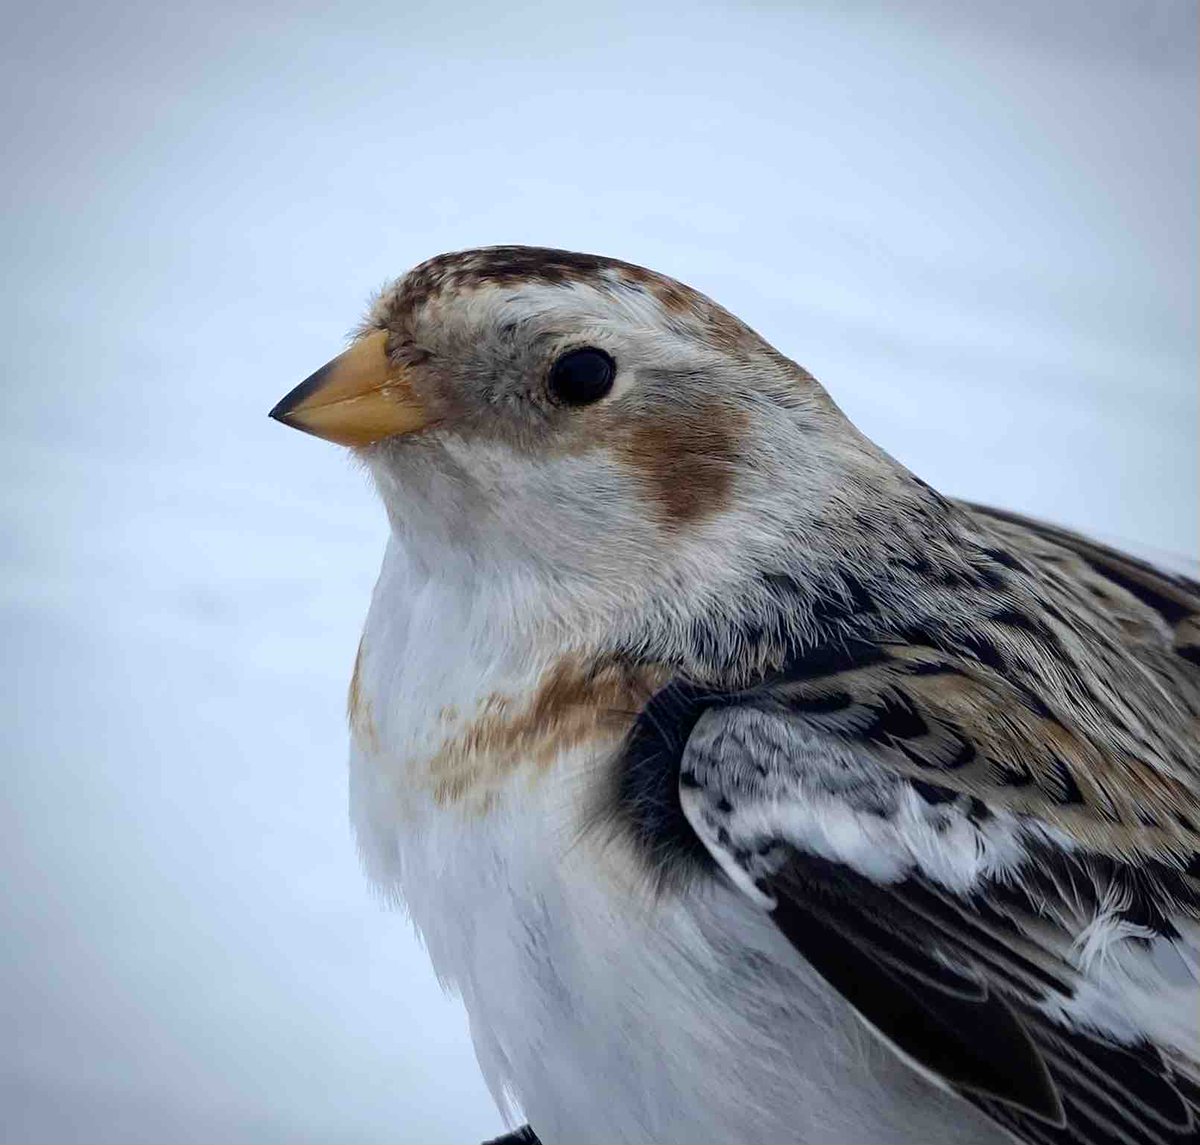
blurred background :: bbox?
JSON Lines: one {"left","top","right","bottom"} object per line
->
{"left": 2, "top": 1, "right": 1196, "bottom": 1142}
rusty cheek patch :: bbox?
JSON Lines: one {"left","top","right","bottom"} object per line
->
{"left": 428, "top": 656, "right": 669, "bottom": 805}
{"left": 615, "top": 401, "right": 748, "bottom": 527}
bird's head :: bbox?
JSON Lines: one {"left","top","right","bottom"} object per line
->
{"left": 272, "top": 247, "right": 902, "bottom": 637}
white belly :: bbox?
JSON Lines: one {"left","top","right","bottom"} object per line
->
{"left": 348, "top": 543, "right": 1007, "bottom": 1143}
{"left": 357, "top": 766, "right": 1006, "bottom": 1145}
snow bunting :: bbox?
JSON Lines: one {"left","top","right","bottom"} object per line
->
{"left": 271, "top": 247, "right": 1200, "bottom": 1145}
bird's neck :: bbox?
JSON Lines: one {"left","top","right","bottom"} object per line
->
{"left": 607, "top": 470, "right": 991, "bottom": 684}
{"left": 364, "top": 449, "right": 999, "bottom": 721}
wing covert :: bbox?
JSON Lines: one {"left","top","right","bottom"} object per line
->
{"left": 667, "top": 698, "right": 1200, "bottom": 1145}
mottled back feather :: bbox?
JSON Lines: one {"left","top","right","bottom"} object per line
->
{"left": 613, "top": 502, "right": 1200, "bottom": 1145}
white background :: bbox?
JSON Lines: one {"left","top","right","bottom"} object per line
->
{"left": 2, "top": 2, "right": 1196, "bottom": 1141}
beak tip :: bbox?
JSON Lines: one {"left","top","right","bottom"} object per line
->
{"left": 269, "top": 331, "right": 427, "bottom": 446}
{"left": 269, "top": 397, "right": 321, "bottom": 440}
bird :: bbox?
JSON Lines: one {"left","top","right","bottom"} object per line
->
{"left": 270, "top": 246, "right": 1200, "bottom": 1145}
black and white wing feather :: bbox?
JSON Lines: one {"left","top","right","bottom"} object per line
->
{"left": 614, "top": 506, "right": 1200, "bottom": 1145}
{"left": 676, "top": 698, "right": 1200, "bottom": 1145}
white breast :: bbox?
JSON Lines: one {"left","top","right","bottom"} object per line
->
{"left": 348, "top": 539, "right": 1009, "bottom": 1145}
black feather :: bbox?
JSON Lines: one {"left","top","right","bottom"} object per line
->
{"left": 769, "top": 877, "right": 1064, "bottom": 1124}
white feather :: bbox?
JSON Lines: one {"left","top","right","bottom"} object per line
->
{"left": 349, "top": 539, "right": 1011, "bottom": 1145}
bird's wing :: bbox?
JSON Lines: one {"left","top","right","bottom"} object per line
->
{"left": 963, "top": 501, "right": 1200, "bottom": 669}
{"left": 612, "top": 510, "right": 1200, "bottom": 1145}
{"left": 678, "top": 701, "right": 1200, "bottom": 1144}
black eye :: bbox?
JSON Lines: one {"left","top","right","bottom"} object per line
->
{"left": 548, "top": 347, "right": 615, "bottom": 406}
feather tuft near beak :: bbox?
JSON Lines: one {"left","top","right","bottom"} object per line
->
{"left": 270, "top": 330, "right": 432, "bottom": 447}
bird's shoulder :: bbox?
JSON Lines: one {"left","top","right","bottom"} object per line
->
{"left": 601, "top": 501, "right": 1200, "bottom": 1145}
{"left": 612, "top": 499, "right": 1200, "bottom": 868}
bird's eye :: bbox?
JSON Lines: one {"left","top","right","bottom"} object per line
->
{"left": 548, "top": 348, "right": 616, "bottom": 406}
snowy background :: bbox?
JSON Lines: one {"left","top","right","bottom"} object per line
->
{"left": 2, "top": 1, "right": 1196, "bottom": 1142}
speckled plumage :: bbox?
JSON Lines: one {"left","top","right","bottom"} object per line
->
{"left": 275, "top": 247, "right": 1200, "bottom": 1145}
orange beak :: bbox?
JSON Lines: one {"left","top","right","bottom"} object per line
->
{"left": 270, "top": 330, "right": 432, "bottom": 447}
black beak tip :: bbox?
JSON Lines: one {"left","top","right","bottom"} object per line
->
{"left": 270, "top": 359, "right": 338, "bottom": 427}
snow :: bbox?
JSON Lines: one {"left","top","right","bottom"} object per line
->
{"left": 1, "top": 1, "right": 1195, "bottom": 1142}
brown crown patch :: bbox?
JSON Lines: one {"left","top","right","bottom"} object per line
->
{"left": 390, "top": 246, "right": 768, "bottom": 353}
